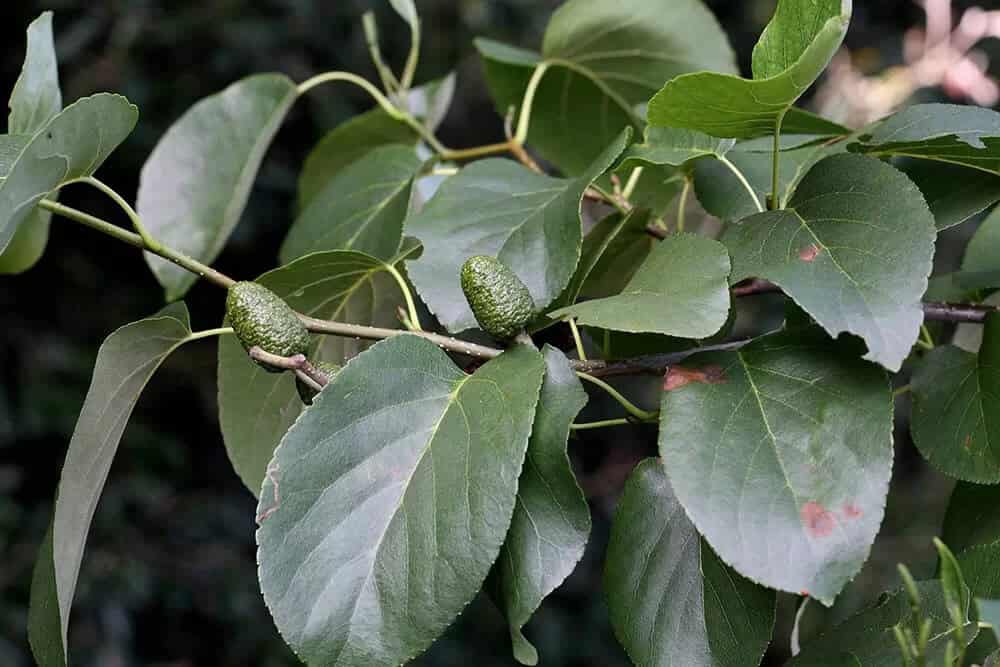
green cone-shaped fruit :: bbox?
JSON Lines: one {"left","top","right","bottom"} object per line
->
{"left": 460, "top": 255, "right": 535, "bottom": 340}
{"left": 226, "top": 282, "right": 311, "bottom": 372}
{"left": 296, "top": 360, "right": 342, "bottom": 405}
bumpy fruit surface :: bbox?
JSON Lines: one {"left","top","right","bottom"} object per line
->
{"left": 460, "top": 255, "right": 535, "bottom": 340}
{"left": 296, "top": 361, "right": 342, "bottom": 405}
{"left": 226, "top": 282, "right": 311, "bottom": 370}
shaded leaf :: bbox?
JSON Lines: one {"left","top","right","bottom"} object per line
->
{"left": 723, "top": 154, "right": 936, "bottom": 371}
{"left": 298, "top": 110, "right": 418, "bottom": 210}
{"left": 900, "top": 161, "right": 1000, "bottom": 231}
{"left": 0, "top": 93, "right": 137, "bottom": 255}
{"left": 788, "top": 581, "right": 977, "bottom": 666}
{"left": 550, "top": 233, "right": 731, "bottom": 339}
{"left": 407, "top": 129, "right": 630, "bottom": 333}
{"left": 960, "top": 206, "right": 1000, "bottom": 290}
{"left": 218, "top": 249, "right": 414, "bottom": 495}
{"left": 488, "top": 346, "right": 590, "bottom": 666}
{"left": 911, "top": 315, "right": 1000, "bottom": 483}
{"left": 942, "top": 482, "right": 1000, "bottom": 555}
{"left": 281, "top": 145, "right": 421, "bottom": 263}
{"left": 578, "top": 208, "right": 656, "bottom": 299}
{"left": 477, "top": 0, "right": 736, "bottom": 174}
{"left": 849, "top": 104, "right": 1000, "bottom": 175}
{"left": 605, "top": 458, "right": 776, "bottom": 667}
{"left": 620, "top": 127, "right": 735, "bottom": 169}
{"left": 649, "top": 0, "right": 851, "bottom": 138}
{"left": 0, "top": 134, "right": 51, "bottom": 275}
{"left": 138, "top": 73, "right": 299, "bottom": 300}
{"left": 256, "top": 336, "right": 545, "bottom": 666}
{"left": 659, "top": 328, "right": 892, "bottom": 604}
{"left": 28, "top": 304, "right": 194, "bottom": 667}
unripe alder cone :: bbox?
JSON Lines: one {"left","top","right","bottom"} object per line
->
{"left": 226, "top": 282, "right": 311, "bottom": 372}
{"left": 460, "top": 255, "right": 535, "bottom": 340}
{"left": 296, "top": 361, "right": 342, "bottom": 405}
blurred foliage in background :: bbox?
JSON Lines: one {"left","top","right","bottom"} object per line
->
{"left": 1, "top": 1, "right": 997, "bottom": 665}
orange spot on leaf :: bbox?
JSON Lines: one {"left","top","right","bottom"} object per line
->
{"left": 663, "top": 365, "right": 727, "bottom": 391}
{"left": 800, "top": 590, "right": 810, "bottom": 597}
{"left": 799, "top": 244, "right": 821, "bottom": 262}
{"left": 801, "top": 501, "right": 836, "bottom": 538}
{"left": 842, "top": 504, "right": 863, "bottom": 519}
{"left": 964, "top": 434, "right": 973, "bottom": 450}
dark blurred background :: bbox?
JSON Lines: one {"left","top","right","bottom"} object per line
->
{"left": 1, "top": 1, "right": 998, "bottom": 665}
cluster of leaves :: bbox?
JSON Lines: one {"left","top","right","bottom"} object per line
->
{"left": 4, "top": 1, "right": 1000, "bottom": 665}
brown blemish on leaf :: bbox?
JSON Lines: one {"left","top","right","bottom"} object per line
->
{"left": 842, "top": 504, "right": 863, "bottom": 520}
{"left": 801, "top": 501, "right": 836, "bottom": 538}
{"left": 663, "top": 365, "right": 727, "bottom": 391}
{"left": 799, "top": 244, "right": 821, "bottom": 262}
{"left": 964, "top": 434, "right": 973, "bottom": 450}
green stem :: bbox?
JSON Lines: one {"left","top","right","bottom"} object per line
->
{"left": 38, "top": 199, "right": 236, "bottom": 290}
{"left": 621, "top": 166, "right": 644, "bottom": 201}
{"left": 384, "top": 262, "right": 422, "bottom": 332}
{"left": 188, "top": 327, "right": 235, "bottom": 342}
{"left": 718, "top": 156, "right": 764, "bottom": 213}
{"left": 81, "top": 176, "right": 161, "bottom": 251}
{"left": 514, "top": 61, "right": 552, "bottom": 145}
{"left": 920, "top": 324, "right": 935, "bottom": 350}
{"left": 440, "top": 141, "right": 515, "bottom": 162}
{"left": 576, "top": 372, "right": 657, "bottom": 421}
{"left": 893, "top": 384, "right": 912, "bottom": 398}
{"left": 677, "top": 176, "right": 692, "bottom": 233}
{"left": 399, "top": 10, "right": 421, "bottom": 91}
{"left": 770, "top": 112, "right": 786, "bottom": 211}
{"left": 362, "top": 12, "right": 401, "bottom": 94}
{"left": 570, "top": 417, "right": 631, "bottom": 431}
{"left": 567, "top": 318, "right": 588, "bottom": 362}
{"left": 297, "top": 71, "right": 448, "bottom": 155}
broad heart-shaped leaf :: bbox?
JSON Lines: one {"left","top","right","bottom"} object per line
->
{"left": 28, "top": 304, "right": 194, "bottom": 667}
{"left": 218, "top": 249, "right": 413, "bottom": 495}
{"left": 694, "top": 136, "right": 846, "bottom": 222}
{"left": 138, "top": 73, "right": 299, "bottom": 300}
{"left": 550, "top": 233, "right": 731, "bottom": 339}
{"left": 648, "top": 0, "right": 851, "bottom": 139}
{"left": 901, "top": 161, "right": 1000, "bottom": 231}
{"left": 961, "top": 206, "right": 1000, "bottom": 290}
{"left": 296, "top": 75, "right": 453, "bottom": 210}
{"left": 605, "top": 459, "right": 776, "bottom": 667}
{"left": 849, "top": 104, "right": 1000, "bottom": 175}
{"left": 910, "top": 315, "right": 1000, "bottom": 483}
{"left": 476, "top": 0, "right": 736, "bottom": 175}
{"left": 1, "top": 13, "right": 64, "bottom": 275}
{"left": 487, "top": 346, "right": 590, "bottom": 666}
{"left": 787, "top": 581, "right": 978, "bottom": 666}
{"left": 298, "top": 110, "right": 418, "bottom": 210}
{"left": 659, "top": 327, "right": 893, "bottom": 604}
{"left": 256, "top": 336, "right": 545, "bottom": 667}
{"left": 280, "top": 145, "right": 420, "bottom": 263}
{"left": 723, "top": 154, "right": 936, "bottom": 371}
{"left": 0, "top": 93, "right": 137, "bottom": 255}
{"left": 407, "top": 129, "right": 630, "bottom": 333}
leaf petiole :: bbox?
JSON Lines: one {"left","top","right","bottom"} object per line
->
{"left": 576, "top": 372, "right": 657, "bottom": 422}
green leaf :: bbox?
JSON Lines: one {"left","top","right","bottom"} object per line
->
{"left": 9, "top": 12, "right": 62, "bottom": 135}
{"left": 960, "top": 206, "right": 1000, "bottom": 290}
{"left": 901, "top": 161, "right": 1000, "bottom": 231}
{"left": 935, "top": 538, "right": 971, "bottom": 616}
{"left": 911, "top": 315, "right": 1000, "bottom": 483}
{"left": 849, "top": 104, "right": 1000, "bottom": 175}
{"left": 407, "top": 129, "right": 630, "bottom": 333}
{"left": 620, "top": 127, "right": 735, "bottom": 169}
{"left": 942, "top": 483, "right": 1000, "bottom": 555}
{"left": 0, "top": 93, "right": 137, "bottom": 256}
{"left": 578, "top": 209, "right": 656, "bottom": 300}
{"left": 659, "top": 328, "right": 892, "bottom": 604}
{"left": 958, "top": 544, "right": 1000, "bottom": 599}
{"left": 648, "top": 0, "right": 851, "bottom": 139}
{"left": 550, "top": 233, "right": 731, "bottom": 338}
{"left": 256, "top": 336, "right": 545, "bottom": 666}
{"left": 605, "top": 458, "right": 776, "bottom": 667}
{"left": 218, "top": 249, "right": 413, "bottom": 496}
{"left": 138, "top": 73, "right": 299, "bottom": 300}
{"left": 296, "top": 75, "right": 454, "bottom": 210}
{"left": 487, "top": 346, "right": 590, "bottom": 666}
{"left": 476, "top": 0, "right": 737, "bottom": 174}
{"left": 28, "top": 304, "right": 195, "bottom": 667}
{"left": 723, "top": 153, "right": 936, "bottom": 371}
{"left": 693, "top": 137, "right": 846, "bottom": 222}
{"left": 788, "top": 581, "right": 977, "bottom": 666}
{"left": 2, "top": 12, "right": 64, "bottom": 273}
{"left": 981, "top": 600, "right": 1000, "bottom": 631}
{"left": 298, "top": 110, "right": 418, "bottom": 210}
{"left": 280, "top": 145, "right": 421, "bottom": 263}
